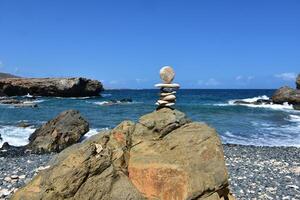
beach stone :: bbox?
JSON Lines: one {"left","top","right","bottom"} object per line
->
{"left": 272, "top": 86, "right": 300, "bottom": 106}
{"left": 155, "top": 83, "right": 180, "bottom": 88}
{"left": 12, "top": 121, "right": 145, "bottom": 200}
{"left": 160, "top": 66, "right": 175, "bottom": 83}
{"left": 165, "top": 102, "right": 175, "bottom": 107}
{"left": 297, "top": 74, "right": 300, "bottom": 89}
{"left": 27, "top": 110, "right": 89, "bottom": 153}
{"left": 17, "top": 122, "right": 31, "bottom": 128}
{"left": 160, "top": 91, "right": 176, "bottom": 97}
{"left": 129, "top": 108, "right": 233, "bottom": 199}
{"left": 157, "top": 100, "right": 169, "bottom": 105}
{"left": 161, "top": 94, "right": 176, "bottom": 101}
{"left": 13, "top": 108, "right": 235, "bottom": 200}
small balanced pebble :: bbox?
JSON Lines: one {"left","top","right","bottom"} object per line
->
{"left": 155, "top": 66, "right": 180, "bottom": 108}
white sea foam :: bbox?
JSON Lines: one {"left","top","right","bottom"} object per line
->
{"left": 0, "top": 126, "right": 35, "bottom": 147}
{"left": 239, "top": 102, "right": 294, "bottom": 110}
{"left": 85, "top": 128, "right": 109, "bottom": 137}
{"left": 222, "top": 114, "right": 300, "bottom": 147}
{"left": 231, "top": 95, "right": 270, "bottom": 104}
{"left": 221, "top": 130, "right": 300, "bottom": 147}
{"left": 80, "top": 128, "right": 110, "bottom": 142}
{"left": 31, "top": 99, "right": 46, "bottom": 103}
{"left": 288, "top": 115, "right": 300, "bottom": 122}
{"left": 0, "top": 126, "right": 110, "bottom": 148}
{"left": 225, "top": 95, "right": 296, "bottom": 111}
{"left": 93, "top": 101, "right": 141, "bottom": 106}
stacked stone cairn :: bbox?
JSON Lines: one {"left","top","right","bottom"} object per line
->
{"left": 155, "top": 66, "right": 180, "bottom": 108}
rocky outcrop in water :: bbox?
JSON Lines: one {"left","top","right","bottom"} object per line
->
{"left": 0, "top": 77, "right": 103, "bottom": 97}
{"left": 232, "top": 74, "right": 300, "bottom": 110}
{"left": 272, "top": 86, "right": 300, "bottom": 105}
{"left": 271, "top": 74, "right": 300, "bottom": 110}
{"left": 0, "top": 98, "right": 38, "bottom": 108}
{"left": 13, "top": 108, "right": 235, "bottom": 200}
{"left": 27, "top": 110, "right": 89, "bottom": 153}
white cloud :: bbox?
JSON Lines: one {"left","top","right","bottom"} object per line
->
{"left": 135, "top": 78, "right": 147, "bottom": 83}
{"left": 247, "top": 76, "right": 254, "bottom": 80}
{"left": 109, "top": 80, "right": 119, "bottom": 85}
{"left": 235, "top": 75, "right": 243, "bottom": 81}
{"left": 236, "top": 75, "right": 254, "bottom": 81}
{"left": 205, "top": 78, "right": 220, "bottom": 86}
{"left": 275, "top": 72, "right": 297, "bottom": 81}
{"left": 197, "top": 78, "right": 220, "bottom": 86}
{"left": 197, "top": 80, "right": 204, "bottom": 85}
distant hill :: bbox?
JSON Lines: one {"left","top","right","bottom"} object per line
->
{"left": 0, "top": 72, "right": 20, "bottom": 79}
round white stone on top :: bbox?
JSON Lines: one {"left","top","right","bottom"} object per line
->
{"left": 160, "top": 66, "right": 175, "bottom": 84}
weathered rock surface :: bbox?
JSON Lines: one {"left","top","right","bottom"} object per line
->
{"left": 0, "top": 77, "right": 103, "bottom": 97}
{"left": 297, "top": 74, "right": 300, "bottom": 89}
{"left": 271, "top": 75, "right": 300, "bottom": 110}
{"left": 13, "top": 108, "right": 235, "bottom": 200}
{"left": 272, "top": 86, "right": 300, "bottom": 105}
{"left": 27, "top": 110, "right": 89, "bottom": 153}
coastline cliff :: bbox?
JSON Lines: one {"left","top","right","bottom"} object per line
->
{"left": 0, "top": 77, "right": 103, "bottom": 97}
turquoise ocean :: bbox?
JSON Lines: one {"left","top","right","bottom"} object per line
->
{"left": 0, "top": 89, "right": 299, "bottom": 147}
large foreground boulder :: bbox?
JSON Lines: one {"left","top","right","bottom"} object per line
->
{"left": 0, "top": 77, "right": 103, "bottom": 97}
{"left": 13, "top": 108, "right": 235, "bottom": 200}
{"left": 27, "top": 110, "right": 89, "bottom": 153}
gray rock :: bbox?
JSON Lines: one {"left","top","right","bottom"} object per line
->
{"left": 0, "top": 77, "right": 103, "bottom": 97}
{"left": 27, "top": 110, "right": 89, "bottom": 153}
{"left": 272, "top": 86, "right": 300, "bottom": 106}
{"left": 0, "top": 98, "right": 38, "bottom": 108}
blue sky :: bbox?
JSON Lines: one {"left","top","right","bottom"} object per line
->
{"left": 0, "top": 0, "right": 299, "bottom": 89}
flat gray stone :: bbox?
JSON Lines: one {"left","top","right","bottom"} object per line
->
{"left": 160, "top": 91, "right": 176, "bottom": 97}
{"left": 155, "top": 83, "right": 180, "bottom": 88}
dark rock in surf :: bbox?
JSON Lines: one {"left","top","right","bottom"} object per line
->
{"left": 27, "top": 110, "right": 89, "bottom": 153}
{"left": 0, "top": 77, "right": 103, "bottom": 97}
{"left": 232, "top": 99, "right": 272, "bottom": 106}
{"left": 0, "top": 98, "right": 38, "bottom": 108}
{"left": 17, "top": 122, "right": 31, "bottom": 128}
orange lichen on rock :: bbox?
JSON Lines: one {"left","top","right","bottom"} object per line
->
{"left": 128, "top": 164, "right": 188, "bottom": 200}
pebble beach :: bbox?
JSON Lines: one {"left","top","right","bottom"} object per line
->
{"left": 1, "top": 144, "right": 299, "bottom": 200}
